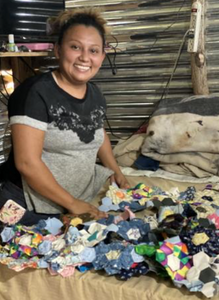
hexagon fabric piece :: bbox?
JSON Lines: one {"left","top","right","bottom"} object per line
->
{"left": 156, "top": 238, "right": 191, "bottom": 281}
{"left": 199, "top": 267, "right": 216, "bottom": 284}
{"left": 167, "top": 254, "right": 180, "bottom": 271}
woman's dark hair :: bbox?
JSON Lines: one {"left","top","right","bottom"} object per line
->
{"left": 58, "top": 13, "right": 106, "bottom": 48}
{"left": 48, "top": 8, "right": 108, "bottom": 50}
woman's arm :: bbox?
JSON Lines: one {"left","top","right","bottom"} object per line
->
{"left": 11, "top": 124, "right": 106, "bottom": 219}
{"left": 97, "top": 129, "right": 130, "bottom": 188}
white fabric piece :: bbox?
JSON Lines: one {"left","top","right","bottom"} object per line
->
{"left": 120, "top": 167, "right": 219, "bottom": 183}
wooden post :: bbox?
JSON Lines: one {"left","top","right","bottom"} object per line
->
{"left": 191, "top": 0, "right": 209, "bottom": 95}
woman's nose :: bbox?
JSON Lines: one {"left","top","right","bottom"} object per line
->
{"left": 79, "top": 49, "right": 89, "bottom": 61}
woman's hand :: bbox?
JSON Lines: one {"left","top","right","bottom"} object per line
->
{"left": 110, "top": 172, "right": 130, "bottom": 189}
{"left": 69, "top": 198, "right": 107, "bottom": 219}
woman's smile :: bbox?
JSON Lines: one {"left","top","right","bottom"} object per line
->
{"left": 74, "top": 64, "right": 91, "bottom": 72}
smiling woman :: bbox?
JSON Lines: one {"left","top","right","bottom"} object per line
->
{"left": 0, "top": 8, "right": 130, "bottom": 226}
{"left": 53, "top": 24, "right": 106, "bottom": 99}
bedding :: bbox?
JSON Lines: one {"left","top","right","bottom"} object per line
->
{"left": 0, "top": 176, "right": 219, "bottom": 300}
{"left": 141, "top": 94, "right": 219, "bottom": 178}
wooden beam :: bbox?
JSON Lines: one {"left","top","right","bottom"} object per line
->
{"left": 191, "top": 0, "right": 209, "bottom": 95}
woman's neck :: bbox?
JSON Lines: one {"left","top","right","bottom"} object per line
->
{"left": 53, "top": 70, "right": 87, "bottom": 99}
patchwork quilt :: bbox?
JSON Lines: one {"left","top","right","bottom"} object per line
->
{"left": 1, "top": 182, "right": 219, "bottom": 298}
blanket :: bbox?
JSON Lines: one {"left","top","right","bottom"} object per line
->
{"left": 141, "top": 94, "right": 219, "bottom": 178}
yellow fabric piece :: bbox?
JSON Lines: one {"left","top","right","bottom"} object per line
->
{"left": 105, "top": 250, "right": 121, "bottom": 260}
{"left": 192, "top": 232, "right": 209, "bottom": 246}
{"left": 70, "top": 218, "right": 83, "bottom": 227}
{"left": 177, "top": 265, "right": 189, "bottom": 277}
{"left": 163, "top": 210, "right": 174, "bottom": 219}
{"left": 166, "top": 266, "right": 174, "bottom": 280}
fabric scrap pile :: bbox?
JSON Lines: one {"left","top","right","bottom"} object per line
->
{"left": 1, "top": 183, "right": 219, "bottom": 298}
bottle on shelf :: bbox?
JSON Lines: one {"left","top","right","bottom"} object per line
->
{"left": 7, "top": 34, "right": 16, "bottom": 52}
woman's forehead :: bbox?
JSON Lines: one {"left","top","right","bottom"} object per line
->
{"left": 65, "top": 25, "right": 101, "bottom": 38}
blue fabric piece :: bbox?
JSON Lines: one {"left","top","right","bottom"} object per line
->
{"left": 79, "top": 247, "right": 96, "bottom": 263}
{"left": 118, "top": 262, "right": 149, "bottom": 280}
{"left": 38, "top": 240, "right": 52, "bottom": 255}
{"left": 97, "top": 214, "right": 116, "bottom": 226}
{"left": 179, "top": 187, "right": 196, "bottom": 201}
{"left": 102, "top": 197, "right": 112, "bottom": 206}
{"left": 134, "top": 155, "right": 160, "bottom": 171}
{"left": 120, "top": 245, "right": 136, "bottom": 269}
{"left": 99, "top": 197, "right": 120, "bottom": 212}
{"left": 92, "top": 242, "right": 136, "bottom": 274}
{"left": 180, "top": 226, "right": 219, "bottom": 256}
{"left": 36, "top": 219, "right": 47, "bottom": 230}
{"left": 1, "top": 227, "right": 15, "bottom": 242}
{"left": 66, "top": 226, "right": 80, "bottom": 244}
{"left": 119, "top": 201, "right": 147, "bottom": 212}
{"left": 38, "top": 259, "right": 49, "bottom": 268}
{"left": 50, "top": 262, "right": 61, "bottom": 272}
{"left": 175, "top": 279, "right": 203, "bottom": 293}
{"left": 77, "top": 264, "right": 93, "bottom": 272}
{"left": 130, "top": 248, "right": 144, "bottom": 263}
{"left": 116, "top": 219, "right": 150, "bottom": 243}
{"left": 106, "top": 224, "right": 119, "bottom": 233}
{"left": 44, "top": 218, "right": 63, "bottom": 235}
{"left": 151, "top": 186, "right": 167, "bottom": 196}
{"left": 44, "top": 250, "right": 59, "bottom": 262}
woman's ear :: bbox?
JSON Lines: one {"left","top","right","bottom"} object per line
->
{"left": 54, "top": 43, "right": 60, "bottom": 59}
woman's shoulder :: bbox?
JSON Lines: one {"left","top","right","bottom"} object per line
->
{"left": 14, "top": 72, "right": 52, "bottom": 93}
{"left": 8, "top": 72, "right": 54, "bottom": 107}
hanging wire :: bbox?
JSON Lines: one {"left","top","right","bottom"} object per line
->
{"left": 147, "top": 0, "right": 187, "bottom": 51}
{"left": 105, "top": 34, "right": 118, "bottom": 75}
{"left": 159, "top": 28, "right": 191, "bottom": 102}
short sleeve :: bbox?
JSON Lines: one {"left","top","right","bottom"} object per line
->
{"left": 8, "top": 76, "right": 48, "bottom": 131}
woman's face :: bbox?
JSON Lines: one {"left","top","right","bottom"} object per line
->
{"left": 55, "top": 24, "right": 105, "bottom": 86}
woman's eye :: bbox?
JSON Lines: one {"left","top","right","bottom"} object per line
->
{"left": 71, "top": 45, "right": 79, "bottom": 50}
{"left": 90, "top": 48, "right": 98, "bottom": 54}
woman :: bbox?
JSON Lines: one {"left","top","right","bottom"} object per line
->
{"left": 0, "top": 8, "right": 129, "bottom": 225}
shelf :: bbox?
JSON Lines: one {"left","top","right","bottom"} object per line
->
{"left": 0, "top": 52, "right": 52, "bottom": 57}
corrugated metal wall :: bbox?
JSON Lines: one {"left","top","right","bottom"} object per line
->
{"left": 0, "top": 102, "right": 9, "bottom": 165}
{"left": 0, "top": 0, "right": 64, "bottom": 40}
{"left": 0, "top": 0, "right": 219, "bottom": 164}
